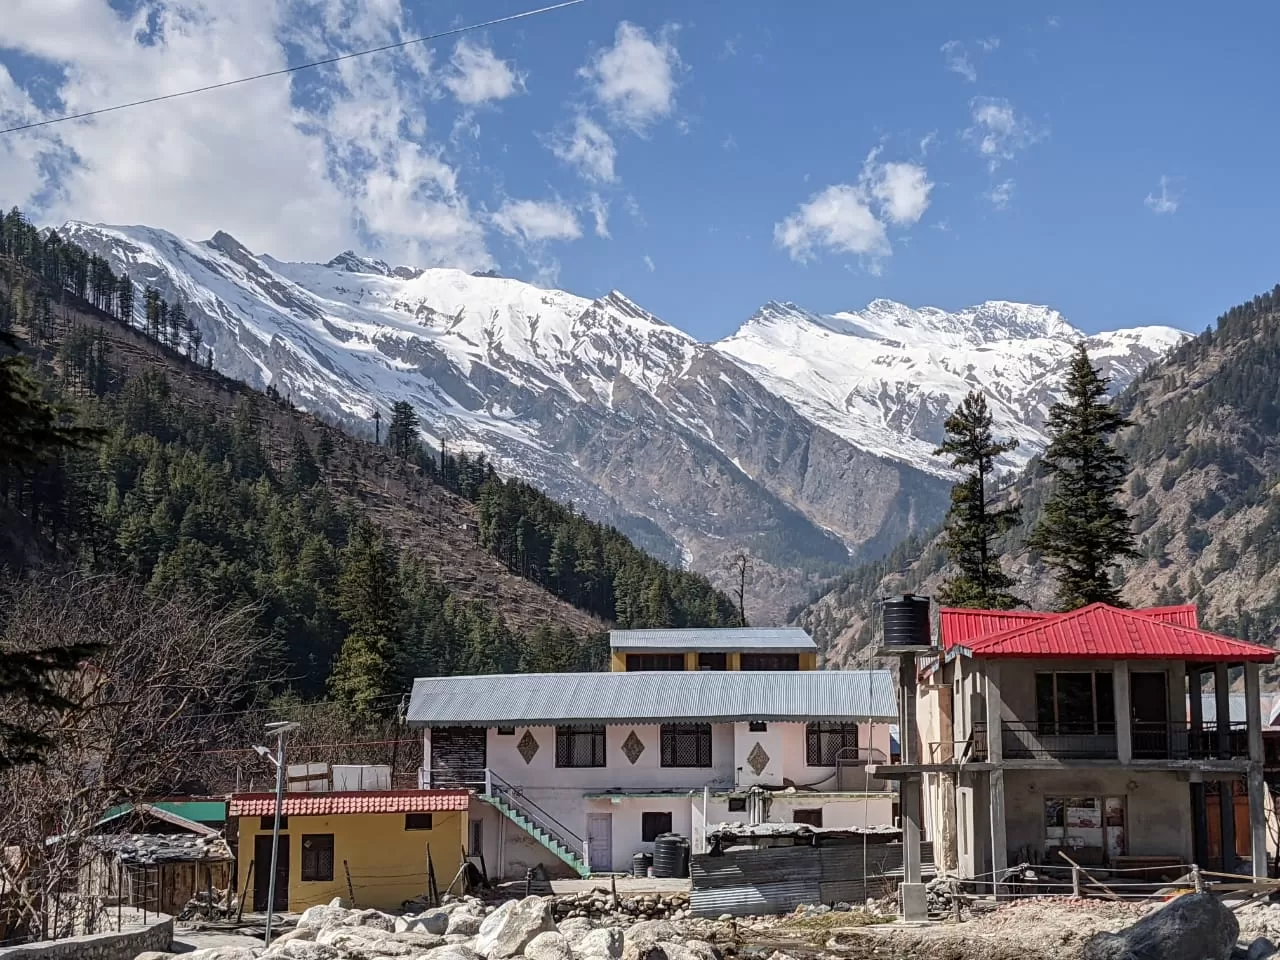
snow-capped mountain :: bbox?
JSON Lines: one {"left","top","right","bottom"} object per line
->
{"left": 59, "top": 220, "right": 1188, "bottom": 621}
{"left": 715, "top": 299, "right": 1186, "bottom": 477}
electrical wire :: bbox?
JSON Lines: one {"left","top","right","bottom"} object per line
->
{"left": 0, "top": 0, "right": 587, "bottom": 136}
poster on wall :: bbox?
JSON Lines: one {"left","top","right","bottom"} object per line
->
{"left": 1105, "top": 797, "right": 1125, "bottom": 827}
{"left": 1067, "top": 798, "right": 1100, "bottom": 829}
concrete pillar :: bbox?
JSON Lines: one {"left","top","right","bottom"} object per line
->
{"left": 937, "top": 772, "right": 959, "bottom": 872}
{"left": 989, "top": 769, "right": 1008, "bottom": 896}
{"left": 1113, "top": 662, "right": 1131, "bottom": 763}
{"left": 1190, "top": 776, "right": 1209, "bottom": 868}
{"left": 1247, "top": 664, "right": 1264, "bottom": 763}
{"left": 1189, "top": 666, "right": 1205, "bottom": 758}
{"left": 984, "top": 662, "right": 1003, "bottom": 763}
{"left": 1215, "top": 663, "right": 1232, "bottom": 759}
{"left": 902, "top": 778, "right": 922, "bottom": 884}
{"left": 899, "top": 657, "right": 919, "bottom": 766}
{"left": 1249, "top": 765, "right": 1268, "bottom": 879}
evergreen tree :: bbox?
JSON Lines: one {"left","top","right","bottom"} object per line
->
{"left": 1028, "top": 344, "right": 1138, "bottom": 609}
{"left": 315, "top": 430, "right": 334, "bottom": 470}
{"left": 933, "top": 391, "right": 1021, "bottom": 609}
{"left": 288, "top": 433, "right": 320, "bottom": 490}
{"left": 329, "top": 523, "right": 402, "bottom": 714}
{"left": 386, "top": 400, "right": 420, "bottom": 460}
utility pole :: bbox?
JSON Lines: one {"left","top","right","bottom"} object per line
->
{"left": 254, "top": 720, "right": 299, "bottom": 946}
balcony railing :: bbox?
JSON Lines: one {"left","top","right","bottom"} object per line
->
{"left": 968, "top": 720, "right": 1251, "bottom": 763}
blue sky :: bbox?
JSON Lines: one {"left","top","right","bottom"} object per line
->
{"left": 2, "top": 1, "right": 1279, "bottom": 340}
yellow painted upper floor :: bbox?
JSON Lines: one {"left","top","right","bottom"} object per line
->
{"left": 608, "top": 628, "right": 819, "bottom": 672}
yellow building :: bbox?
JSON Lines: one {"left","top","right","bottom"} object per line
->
{"left": 608, "top": 627, "right": 819, "bottom": 673}
{"left": 229, "top": 790, "right": 469, "bottom": 912}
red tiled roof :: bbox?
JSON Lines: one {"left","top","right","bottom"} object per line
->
{"left": 957, "top": 603, "right": 1274, "bottom": 662}
{"left": 228, "top": 790, "right": 471, "bottom": 818}
{"left": 1141, "top": 604, "right": 1200, "bottom": 629}
{"left": 940, "top": 608, "right": 1054, "bottom": 649}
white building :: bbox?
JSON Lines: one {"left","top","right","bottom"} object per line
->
{"left": 406, "top": 669, "right": 899, "bottom": 878}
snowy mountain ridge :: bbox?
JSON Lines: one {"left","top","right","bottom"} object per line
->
{"left": 58, "top": 218, "right": 1188, "bottom": 620}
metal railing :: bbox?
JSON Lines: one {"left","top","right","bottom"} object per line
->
{"left": 973, "top": 721, "right": 1119, "bottom": 760}
{"left": 420, "top": 766, "right": 487, "bottom": 789}
{"left": 1132, "top": 720, "right": 1249, "bottom": 760}
{"left": 484, "top": 770, "right": 587, "bottom": 863}
{"left": 965, "top": 720, "right": 1252, "bottom": 762}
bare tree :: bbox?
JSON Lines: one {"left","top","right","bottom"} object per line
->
{"left": 727, "top": 551, "right": 751, "bottom": 627}
{"left": 0, "top": 575, "right": 264, "bottom": 940}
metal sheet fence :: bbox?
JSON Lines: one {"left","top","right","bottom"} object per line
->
{"left": 690, "top": 841, "right": 934, "bottom": 917}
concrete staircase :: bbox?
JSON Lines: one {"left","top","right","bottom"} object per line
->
{"left": 480, "top": 788, "right": 590, "bottom": 878}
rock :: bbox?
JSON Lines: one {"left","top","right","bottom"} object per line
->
{"left": 625, "top": 920, "right": 681, "bottom": 944}
{"left": 298, "top": 901, "right": 352, "bottom": 930}
{"left": 180, "top": 949, "right": 263, "bottom": 960}
{"left": 622, "top": 943, "right": 668, "bottom": 960}
{"left": 394, "top": 912, "right": 449, "bottom": 935}
{"left": 338, "top": 908, "right": 396, "bottom": 931}
{"left": 134, "top": 953, "right": 175, "bottom": 960}
{"left": 316, "top": 926, "right": 444, "bottom": 957}
{"left": 269, "top": 944, "right": 339, "bottom": 960}
{"left": 679, "top": 941, "right": 722, "bottom": 960}
{"left": 447, "top": 912, "right": 485, "bottom": 936}
{"left": 557, "top": 916, "right": 596, "bottom": 941}
{"left": 270, "top": 929, "right": 317, "bottom": 946}
{"left": 577, "top": 928, "right": 625, "bottom": 960}
{"left": 424, "top": 945, "right": 483, "bottom": 960}
{"left": 525, "top": 931, "right": 575, "bottom": 960}
{"left": 1245, "top": 939, "right": 1279, "bottom": 960}
{"left": 475, "top": 897, "right": 557, "bottom": 959}
{"left": 1084, "top": 893, "right": 1239, "bottom": 960}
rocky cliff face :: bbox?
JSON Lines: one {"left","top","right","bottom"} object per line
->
{"left": 60, "top": 219, "right": 1186, "bottom": 622}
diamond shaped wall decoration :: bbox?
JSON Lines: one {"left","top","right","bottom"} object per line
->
{"left": 517, "top": 730, "right": 539, "bottom": 764}
{"left": 621, "top": 730, "right": 645, "bottom": 764}
{"left": 747, "top": 742, "right": 770, "bottom": 776}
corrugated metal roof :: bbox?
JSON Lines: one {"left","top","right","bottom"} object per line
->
{"left": 228, "top": 790, "right": 471, "bottom": 817}
{"left": 1193, "top": 693, "right": 1248, "bottom": 724}
{"left": 406, "top": 670, "right": 897, "bottom": 726}
{"left": 609, "top": 628, "right": 817, "bottom": 651}
{"left": 941, "top": 608, "right": 1053, "bottom": 648}
{"left": 1143, "top": 604, "right": 1200, "bottom": 629}
{"left": 960, "top": 603, "right": 1275, "bottom": 662}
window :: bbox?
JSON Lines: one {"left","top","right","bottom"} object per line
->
{"left": 793, "top": 809, "right": 823, "bottom": 827}
{"left": 805, "top": 722, "right": 859, "bottom": 766}
{"left": 497, "top": 726, "right": 516, "bottom": 736}
{"left": 301, "top": 834, "right": 334, "bottom": 882}
{"left": 642, "top": 811, "right": 673, "bottom": 842}
{"left": 697, "top": 652, "right": 728, "bottom": 670}
{"left": 727, "top": 797, "right": 747, "bottom": 813}
{"left": 405, "top": 813, "right": 434, "bottom": 830}
{"left": 1035, "top": 672, "right": 1116, "bottom": 735}
{"left": 739, "top": 653, "right": 800, "bottom": 671}
{"left": 748, "top": 721, "right": 768, "bottom": 732}
{"left": 660, "top": 723, "right": 712, "bottom": 767}
{"left": 626, "top": 653, "right": 686, "bottom": 671}
{"left": 556, "top": 725, "right": 606, "bottom": 767}
{"left": 259, "top": 815, "right": 288, "bottom": 830}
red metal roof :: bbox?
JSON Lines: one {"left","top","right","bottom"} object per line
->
{"left": 958, "top": 603, "right": 1273, "bottom": 662}
{"left": 228, "top": 790, "right": 471, "bottom": 818}
{"left": 940, "top": 608, "right": 1054, "bottom": 649}
{"left": 1140, "top": 604, "right": 1200, "bottom": 629}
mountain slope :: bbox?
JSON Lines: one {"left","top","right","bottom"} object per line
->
{"left": 799, "top": 283, "right": 1280, "bottom": 667}
{"left": 60, "top": 220, "right": 1185, "bottom": 622}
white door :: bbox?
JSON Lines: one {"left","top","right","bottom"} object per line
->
{"left": 586, "top": 813, "right": 612, "bottom": 873}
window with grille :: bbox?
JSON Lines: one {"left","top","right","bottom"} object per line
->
{"left": 556, "top": 725, "right": 606, "bottom": 767}
{"left": 805, "top": 722, "right": 859, "bottom": 766}
{"left": 739, "top": 653, "right": 801, "bottom": 671}
{"left": 748, "top": 721, "right": 768, "bottom": 732}
{"left": 626, "top": 654, "right": 686, "bottom": 671}
{"left": 301, "top": 834, "right": 334, "bottom": 882}
{"left": 642, "top": 811, "right": 673, "bottom": 842}
{"left": 660, "top": 723, "right": 712, "bottom": 767}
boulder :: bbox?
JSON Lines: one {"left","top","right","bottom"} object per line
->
{"left": 424, "top": 945, "right": 484, "bottom": 960}
{"left": 524, "top": 931, "right": 575, "bottom": 960}
{"left": 268, "top": 943, "right": 339, "bottom": 960}
{"left": 622, "top": 941, "right": 668, "bottom": 960}
{"left": 133, "top": 953, "right": 175, "bottom": 960}
{"left": 474, "top": 897, "right": 557, "bottom": 959}
{"left": 1084, "top": 893, "right": 1239, "bottom": 960}
{"left": 394, "top": 913, "right": 449, "bottom": 935}
{"left": 679, "top": 941, "right": 722, "bottom": 960}
{"left": 338, "top": 908, "right": 396, "bottom": 931}
{"left": 577, "top": 927, "right": 625, "bottom": 960}
{"left": 447, "top": 911, "right": 485, "bottom": 936}
{"left": 625, "top": 921, "right": 681, "bottom": 944}
{"left": 557, "top": 917, "right": 595, "bottom": 942}
{"left": 297, "top": 899, "right": 352, "bottom": 931}
{"left": 1240, "top": 939, "right": 1279, "bottom": 960}
{"left": 270, "top": 928, "right": 317, "bottom": 946}
{"left": 316, "top": 926, "right": 444, "bottom": 957}
{"left": 180, "top": 949, "right": 264, "bottom": 960}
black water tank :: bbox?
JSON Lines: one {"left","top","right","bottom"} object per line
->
{"left": 632, "top": 852, "right": 652, "bottom": 878}
{"left": 882, "top": 594, "right": 932, "bottom": 647}
{"left": 652, "top": 834, "right": 690, "bottom": 878}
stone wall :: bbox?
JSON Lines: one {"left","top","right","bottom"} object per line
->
{"left": 0, "top": 915, "right": 172, "bottom": 960}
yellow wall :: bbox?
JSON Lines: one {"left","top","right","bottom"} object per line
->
{"left": 236, "top": 810, "right": 466, "bottom": 912}
{"left": 610, "top": 649, "right": 815, "bottom": 671}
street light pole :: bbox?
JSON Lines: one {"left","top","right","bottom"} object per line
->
{"left": 255, "top": 720, "right": 298, "bottom": 946}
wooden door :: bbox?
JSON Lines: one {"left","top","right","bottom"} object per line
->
{"left": 253, "top": 833, "right": 289, "bottom": 912}
{"left": 1130, "top": 672, "right": 1169, "bottom": 758}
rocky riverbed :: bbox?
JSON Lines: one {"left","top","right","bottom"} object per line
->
{"left": 134, "top": 893, "right": 1280, "bottom": 960}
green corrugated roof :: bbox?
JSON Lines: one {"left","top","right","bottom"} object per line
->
{"left": 102, "top": 800, "right": 227, "bottom": 824}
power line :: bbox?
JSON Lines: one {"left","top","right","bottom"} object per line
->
{"left": 0, "top": 0, "right": 587, "bottom": 137}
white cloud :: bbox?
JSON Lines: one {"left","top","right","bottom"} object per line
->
{"left": 1047, "top": 15, "right": 1061, "bottom": 28}
{"left": 862, "top": 157, "right": 933, "bottom": 225}
{"left": 443, "top": 39, "right": 524, "bottom": 106}
{"left": 1145, "top": 175, "right": 1180, "bottom": 215}
{"left": 941, "top": 40, "right": 976, "bottom": 82}
{"left": 0, "top": 0, "right": 494, "bottom": 270}
{"left": 986, "top": 179, "right": 1015, "bottom": 210}
{"left": 551, "top": 115, "right": 617, "bottom": 182}
{"left": 979, "top": 36, "right": 1001, "bottom": 52}
{"left": 643, "top": 254, "right": 655, "bottom": 272}
{"left": 918, "top": 131, "right": 938, "bottom": 156}
{"left": 720, "top": 35, "right": 741, "bottom": 59}
{"left": 587, "top": 192, "right": 610, "bottom": 238}
{"left": 580, "top": 21, "right": 682, "bottom": 132}
{"left": 775, "top": 151, "right": 933, "bottom": 267}
{"left": 492, "top": 198, "right": 582, "bottom": 243}
{"left": 721, "top": 133, "right": 738, "bottom": 151}
{"left": 964, "top": 97, "right": 1044, "bottom": 170}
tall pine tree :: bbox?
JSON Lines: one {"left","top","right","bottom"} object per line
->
{"left": 386, "top": 400, "right": 420, "bottom": 460}
{"left": 1028, "top": 344, "right": 1137, "bottom": 609}
{"left": 933, "top": 391, "right": 1021, "bottom": 609}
